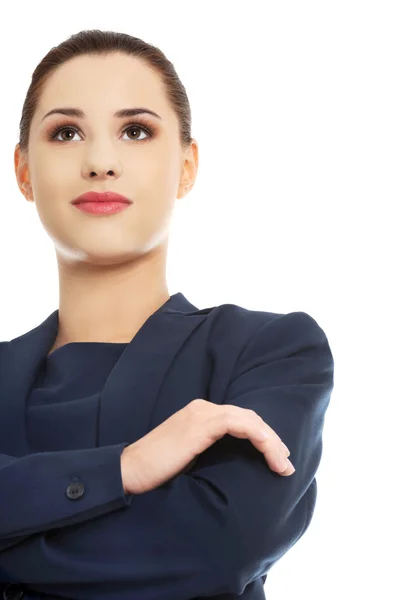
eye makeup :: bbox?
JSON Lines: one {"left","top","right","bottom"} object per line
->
{"left": 45, "top": 117, "right": 156, "bottom": 142}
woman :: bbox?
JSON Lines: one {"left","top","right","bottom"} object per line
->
{"left": 0, "top": 29, "right": 334, "bottom": 600}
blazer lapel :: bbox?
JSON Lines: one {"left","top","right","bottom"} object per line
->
{"left": 0, "top": 293, "right": 211, "bottom": 456}
{"left": 97, "top": 293, "right": 210, "bottom": 447}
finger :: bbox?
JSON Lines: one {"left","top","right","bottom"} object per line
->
{"left": 218, "top": 406, "right": 293, "bottom": 473}
{"left": 226, "top": 406, "right": 288, "bottom": 452}
{"left": 250, "top": 424, "right": 295, "bottom": 474}
{"left": 249, "top": 411, "right": 291, "bottom": 455}
{"left": 245, "top": 412, "right": 291, "bottom": 458}
{"left": 252, "top": 433, "right": 291, "bottom": 472}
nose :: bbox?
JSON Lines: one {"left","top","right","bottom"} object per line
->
{"left": 89, "top": 169, "right": 116, "bottom": 178}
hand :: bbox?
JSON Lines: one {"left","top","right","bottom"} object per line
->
{"left": 121, "top": 398, "right": 295, "bottom": 495}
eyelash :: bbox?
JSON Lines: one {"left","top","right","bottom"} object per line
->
{"left": 47, "top": 118, "right": 155, "bottom": 142}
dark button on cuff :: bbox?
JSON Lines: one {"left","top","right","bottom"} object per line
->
{"left": 66, "top": 481, "right": 85, "bottom": 499}
{"left": 3, "top": 584, "right": 24, "bottom": 599}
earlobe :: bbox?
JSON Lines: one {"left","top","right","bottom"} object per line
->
{"left": 176, "top": 181, "right": 193, "bottom": 200}
{"left": 21, "top": 182, "right": 33, "bottom": 202}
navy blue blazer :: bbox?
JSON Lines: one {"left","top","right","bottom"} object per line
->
{"left": 0, "top": 292, "right": 334, "bottom": 599}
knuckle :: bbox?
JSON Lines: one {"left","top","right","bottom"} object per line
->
{"left": 216, "top": 406, "right": 285, "bottom": 448}
{"left": 220, "top": 409, "right": 234, "bottom": 425}
{"left": 189, "top": 398, "right": 206, "bottom": 411}
{"left": 191, "top": 398, "right": 205, "bottom": 406}
{"left": 246, "top": 408, "right": 258, "bottom": 417}
{"left": 219, "top": 412, "right": 237, "bottom": 433}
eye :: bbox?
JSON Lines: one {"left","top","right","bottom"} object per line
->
{"left": 122, "top": 125, "right": 150, "bottom": 141}
{"left": 48, "top": 121, "right": 154, "bottom": 143}
{"left": 53, "top": 128, "right": 82, "bottom": 143}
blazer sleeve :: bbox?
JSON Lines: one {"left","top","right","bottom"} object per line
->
{"left": 0, "top": 311, "right": 334, "bottom": 599}
{"left": 0, "top": 442, "right": 133, "bottom": 551}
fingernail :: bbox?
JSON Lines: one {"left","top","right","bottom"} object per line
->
{"left": 286, "top": 458, "right": 295, "bottom": 473}
{"left": 278, "top": 457, "right": 288, "bottom": 471}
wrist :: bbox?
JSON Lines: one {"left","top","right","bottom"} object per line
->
{"left": 120, "top": 446, "right": 132, "bottom": 495}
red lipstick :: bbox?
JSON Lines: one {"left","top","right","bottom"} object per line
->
{"left": 72, "top": 191, "right": 133, "bottom": 215}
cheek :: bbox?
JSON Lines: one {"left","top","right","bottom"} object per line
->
{"left": 133, "top": 189, "right": 176, "bottom": 240}
{"left": 29, "top": 162, "right": 55, "bottom": 197}
{"left": 141, "top": 156, "right": 180, "bottom": 191}
{"left": 30, "top": 146, "right": 74, "bottom": 184}
{"left": 32, "top": 180, "right": 62, "bottom": 215}
{"left": 29, "top": 164, "right": 67, "bottom": 230}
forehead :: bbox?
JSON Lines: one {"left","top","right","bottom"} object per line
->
{"left": 35, "top": 53, "right": 168, "bottom": 120}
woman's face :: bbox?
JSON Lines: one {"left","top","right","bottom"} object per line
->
{"left": 15, "top": 52, "right": 197, "bottom": 265}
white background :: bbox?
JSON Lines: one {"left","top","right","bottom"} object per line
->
{"left": 1, "top": 1, "right": 393, "bottom": 598}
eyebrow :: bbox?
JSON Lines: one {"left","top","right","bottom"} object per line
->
{"left": 41, "top": 107, "right": 162, "bottom": 122}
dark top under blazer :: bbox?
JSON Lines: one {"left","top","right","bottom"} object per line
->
{"left": 0, "top": 292, "right": 335, "bottom": 600}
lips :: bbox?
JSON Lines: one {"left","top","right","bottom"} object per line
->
{"left": 72, "top": 191, "right": 132, "bottom": 205}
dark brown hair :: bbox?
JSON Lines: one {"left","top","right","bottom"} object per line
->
{"left": 18, "top": 29, "right": 193, "bottom": 154}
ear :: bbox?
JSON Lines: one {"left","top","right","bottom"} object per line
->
{"left": 14, "top": 143, "right": 33, "bottom": 202}
{"left": 177, "top": 140, "right": 199, "bottom": 200}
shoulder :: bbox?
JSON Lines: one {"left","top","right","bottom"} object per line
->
{"left": 202, "top": 301, "right": 334, "bottom": 382}
{"left": 204, "top": 300, "right": 331, "bottom": 350}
